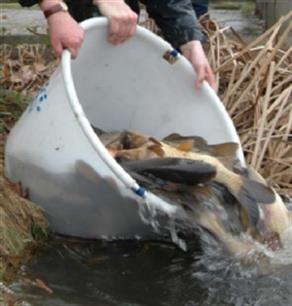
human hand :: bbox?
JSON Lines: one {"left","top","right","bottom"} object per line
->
{"left": 180, "top": 40, "right": 217, "bottom": 91}
{"left": 93, "top": 0, "right": 138, "bottom": 45}
{"left": 47, "top": 13, "right": 84, "bottom": 59}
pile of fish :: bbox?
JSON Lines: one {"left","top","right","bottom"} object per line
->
{"left": 94, "top": 127, "right": 292, "bottom": 255}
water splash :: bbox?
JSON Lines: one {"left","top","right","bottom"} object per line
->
{"left": 191, "top": 227, "right": 292, "bottom": 306}
{"left": 138, "top": 197, "right": 188, "bottom": 250}
{"left": 168, "top": 218, "right": 187, "bottom": 251}
{"left": 138, "top": 197, "right": 160, "bottom": 232}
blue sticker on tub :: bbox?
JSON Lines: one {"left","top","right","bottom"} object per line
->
{"left": 27, "top": 86, "right": 48, "bottom": 113}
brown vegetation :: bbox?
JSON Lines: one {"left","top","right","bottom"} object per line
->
{"left": 0, "top": 133, "right": 48, "bottom": 283}
{"left": 143, "top": 11, "right": 292, "bottom": 198}
{"left": 0, "top": 9, "right": 291, "bottom": 284}
{"left": 202, "top": 12, "right": 292, "bottom": 198}
{"left": 0, "top": 46, "right": 52, "bottom": 283}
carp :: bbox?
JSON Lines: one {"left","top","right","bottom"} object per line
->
{"left": 114, "top": 133, "right": 275, "bottom": 232}
{"left": 94, "top": 129, "right": 291, "bottom": 250}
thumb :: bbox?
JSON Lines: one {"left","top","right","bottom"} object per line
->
{"left": 68, "top": 46, "right": 79, "bottom": 59}
{"left": 52, "top": 39, "right": 63, "bottom": 57}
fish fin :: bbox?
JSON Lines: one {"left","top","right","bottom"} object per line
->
{"left": 231, "top": 178, "right": 275, "bottom": 229}
{"left": 123, "top": 157, "right": 216, "bottom": 185}
{"left": 115, "top": 147, "right": 146, "bottom": 161}
{"left": 217, "top": 156, "right": 239, "bottom": 171}
{"left": 91, "top": 125, "right": 105, "bottom": 136}
{"left": 148, "top": 144, "right": 165, "bottom": 157}
{"left": 149, "top": 137, "right": 162, "bottom": 145}
{"left": 238, "top": 206, "right": 252, "bottom": 233}
{"left": 190, "top": 136, "right": 210, "bottom": 151}
{"left": 128, "top": 170, "right": 180, "bottom": 193}
{"left": 122, "top": 130, "right": 149, "bottom": 149}
{"left": 163, "top": 134, "right": 210, "bottom": 154}
{"left": 210, "top": 142, "right": 239, "bottom": 157}
{"left": 177, "top": 140, "right": 194, "bottom": 152}
{"left": 246, "top": 166, "right": 267, "bottom": 185}
{"left": 127, "top": 171, "right": 155, "bottom": 186}
{"left": 162, "top": 133, "right": 183, "bottom": 141}
{"left": 104, "top": 132, "right": 125, "bottom": 150}
{"left": 143, "top": 159, "right": 216, "bottom": 184}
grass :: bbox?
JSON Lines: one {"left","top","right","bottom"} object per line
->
{"left": 241, "top": 2, "right": 256, "bottom": 15}
{"left": 0, "top": 158, "right": 48, "bottom": 283}
{"left": 210, "top": 0, "right": 256, "bottom": 12}
{"left": 0, "top": 88, "right": 48, "bottom": 283}
{"left": 0, "top": 89, "right": 31, "bottom": 133}
{"left": 1, "top": 2, "right": 39, "bottom": 9}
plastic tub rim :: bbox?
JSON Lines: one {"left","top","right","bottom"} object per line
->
{"left": 61, "top": 17, "right": 179, "bottom": 216}
{"left": 60, "top": 17, "right": 245, "bottom": 217}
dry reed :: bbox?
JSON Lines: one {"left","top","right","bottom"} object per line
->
{"left": 0, "top": 133, "right": 48, "bottom": 283}
{"left": 141, "top": 12, "right": 292, "bottom": 198}
{"left": 1, "top": 12, "right": 291, "bottom": 199}
{"left": 200, "top": 12, "right": 292, "bottom": 198}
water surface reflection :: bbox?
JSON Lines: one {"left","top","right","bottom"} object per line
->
{"left": 11, "top": 236, "right": 292, "bottom": 306}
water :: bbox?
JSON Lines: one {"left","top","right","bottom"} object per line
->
{"left": 3, "top": 3, "right": 289, "bottom": 305}
{"left": 10, "top": 228, "right": 292, "bottom": 306}
{"left": 210, "top": 8, "right": 265, "bottom": 42}
{"left": 2, "top": 2, "right": 265, "bottom": 44}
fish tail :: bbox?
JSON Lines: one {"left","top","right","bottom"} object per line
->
{"left": 198, "top": 213, "right": 253, "bottom": 255}
{"left": 227, "top": 176, "right": 276, "bottom": 230}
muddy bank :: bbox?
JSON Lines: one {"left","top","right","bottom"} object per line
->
{"left": 0, "top": 42, "right": 56, "bottom": 285}
{"left": 0, "top": 92, "right": 48, "bottom": 285}
{"left": 0, "top": 150, "right": 48, "bottom": 284}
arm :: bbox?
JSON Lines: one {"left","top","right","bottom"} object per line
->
{"left": 19, "top": 0, "right": 84, "bottom": 58}
{"left": 41, "top": 0, "right": 84, "bottom": 58}
{"left": 145, "top": 0, "right": 216, "bottom": 91}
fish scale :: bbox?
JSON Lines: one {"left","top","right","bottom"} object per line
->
{"left": 119, "top": 137, "right": 276, "bottom": 230}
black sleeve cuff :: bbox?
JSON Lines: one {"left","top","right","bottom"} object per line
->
{"left": 161, "top": 26, "right": 205, "bottom": 49}
{"left": 144, "top": 0, "right": 205, "bottom": 49}
{"left": 18, "top": 0, "right": 39, "bottom": 7}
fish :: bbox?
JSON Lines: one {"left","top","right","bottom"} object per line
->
{"left": 121, "top": 157, "right": 217, "bottom": 185}
{"left": 246, "top": 167, "right": 292, "bottom": 249}
{"left": 123, "top": 165, "right": 259, "bottom": 255}
{"left": 93, "top": 129, "right": 291, "bottom": 250}
{"left": 123, "top": 155, "right": 291, "bottom": 257}
{"left": 115, "top": 135, "right": 275, "bottom": 232}
{"left": 162, "top": 133, "right": 239, "bottom": 158}
{"left": 92, "top": 126, "right": 150, "bottom": 156}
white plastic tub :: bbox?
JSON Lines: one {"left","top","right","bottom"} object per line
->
{"left": 5, "top": 18, "right": 245, "bottom": 239}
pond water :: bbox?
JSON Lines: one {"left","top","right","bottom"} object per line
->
{"left": 10, "top": 229, "right": 292, "bottom": 306}
{"left": 4, "top": 2, "right": 290, "bottom": 305}
{"left": 209, "top": 8, "right": 265, "bottom": 42}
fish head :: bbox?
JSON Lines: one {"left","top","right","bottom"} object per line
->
{"left": 261, "top": 192, "right": 291, "bottom": 243}
{"left": 114, "top": 144, "right": 161, "bottom": 163}
{"left": 122, "top": 131, "right": 149, "bottom": 149}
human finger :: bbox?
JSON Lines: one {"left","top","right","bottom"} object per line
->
{"left": 195, "top": 64, "right": 205, "bottom": 89}
{"left": 121, "top": 12, "right": 137, "bottom": 41}
{"left": 67, "top": 46, "right": 79, "bottom": 59}
{"left": 111, "top": 12, "right": 137, "bottom": 45}
{"left": 205, "top": 66, "right": 217, "bottom": 91}
{"left": 51, "top": 38, "right": 63, "bottom": 57}
{"left": 114, "top": 14, "right": 129, "bottom": 44}
{"left": 108, "top": 18, "right": 120, "bottom": 45}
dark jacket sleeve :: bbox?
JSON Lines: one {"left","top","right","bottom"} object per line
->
{"left": 143, "top": 0, "right": 204, "bottom": 49}
{"left": 18, "top": 0, "right": 39, "bottom": 6}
